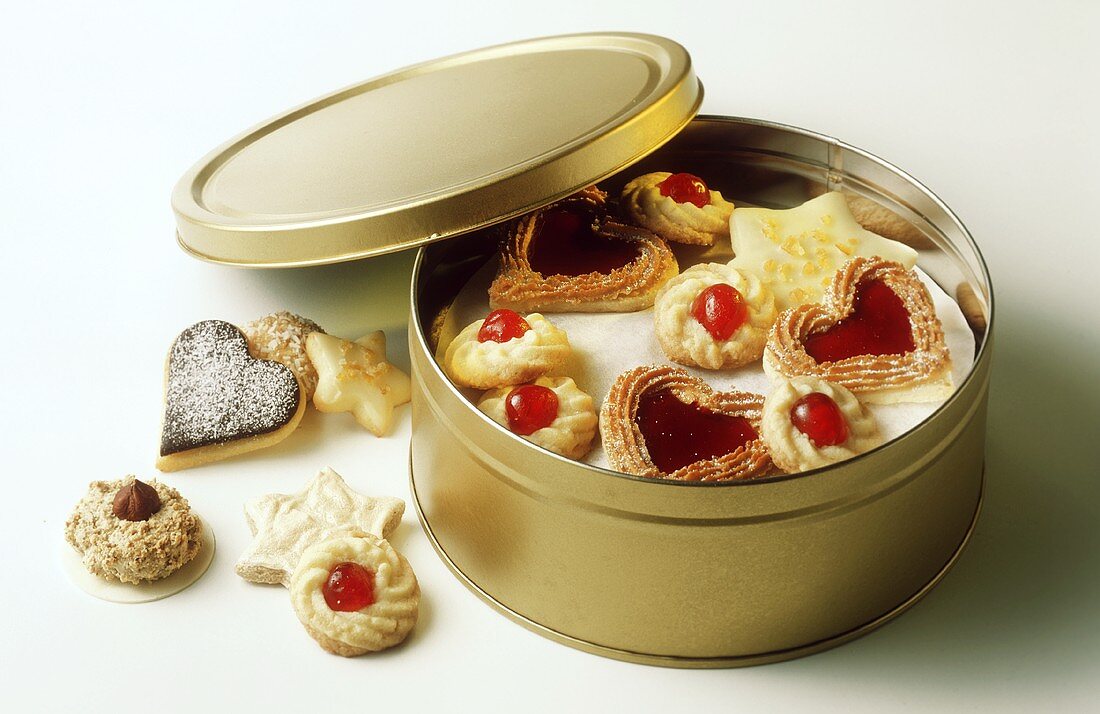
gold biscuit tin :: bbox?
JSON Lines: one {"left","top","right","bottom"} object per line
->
{"left": 169, "top": 33, "right": 992, "bottom": 667}
{"left": 408, "top": 117, "right": 991, "bottom": 667}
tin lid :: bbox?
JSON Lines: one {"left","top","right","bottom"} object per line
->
{"left": 172, "top": 33, "right": 702, "bottom": 267}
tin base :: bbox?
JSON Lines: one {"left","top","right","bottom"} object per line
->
{"left": 410, "top": 458, "right": 984, "bottom": 668}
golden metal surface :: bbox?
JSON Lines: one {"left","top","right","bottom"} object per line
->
{"left": 172, "top": 33, "right": 702, "bottom": 267}
{"left": 408, "top": 117, "right": 994, "bottom": 666}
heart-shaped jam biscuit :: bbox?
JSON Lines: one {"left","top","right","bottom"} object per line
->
{"left": 488, "top": 186, "right": 679, "bottom": 313}
{"left": 764, "top": 257, "right": 953, "bottom": 404}
{"left": 157, "top": 320, "right": 306, "bottom": 472}
{"left": 599, "top": 365, "right": 773, "bottom": 481}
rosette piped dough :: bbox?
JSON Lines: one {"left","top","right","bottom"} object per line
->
{"left": 290, "top": 533, "right": 420, "bottom": 657}
{"left": 620, "top": 172, "right": 734, "bottom": 246}
{"left": 654, "top": 263, "right": 777, "bottom": 369}
{"left": 477, "top": 376, "right": 598, "bottom": 459}
{"left": 440, "top": 312, "right": 570, "bottom": 390}
{"left": 761, "top": 376, "right": 882, "bottom": 472}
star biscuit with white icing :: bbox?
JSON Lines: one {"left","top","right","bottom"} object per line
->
{"left": 729, "top": 192, "right": 918, "bottom": 312}
{"left": 235, "top": 467, "right": 405, "bottom": 586}
{"left": 306, "top": 331, "right": 411, "bottom": 436}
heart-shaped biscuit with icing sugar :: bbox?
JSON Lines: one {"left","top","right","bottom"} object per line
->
{"left": 599, "top": 365, "right": 773, "bottom": 481}
{"left": 763, "top": 257, "right": 953, "bottom": 404}
{"left": 488, "top": 186, "right": 679, "bottom": 313}
{"left": 157, "top": 320, "right": 305, "bottom": 472}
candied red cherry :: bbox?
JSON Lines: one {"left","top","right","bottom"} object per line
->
{"left": 504, "top": 384, "right": 559, "bottom": 436}
{"left": 322, "top": 562, "right": 376, "bottom": 612}
{"left": 691, "top": 283, "right": 748, "bottom": 341}
{"left": 658, "top": 172, "right": 710, "bottom": 208}
{"left": 478, "top": 309, "right": 530, "bottom": 343}
{"left": 789, "top": 392, "right": 850, "bottom": 447}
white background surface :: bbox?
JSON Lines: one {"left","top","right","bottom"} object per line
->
{"left": 3, "top": 1, "right": 1098, "bottom": 711}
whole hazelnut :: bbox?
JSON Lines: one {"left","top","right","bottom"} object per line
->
{"left": 112, "top": 477, "right": 162, "bottom": 521}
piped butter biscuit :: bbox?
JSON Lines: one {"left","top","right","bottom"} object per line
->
{"left": 620, "top": 172, "right": 734, "bottom": 246}
{"left": 440, "top": 309, "right": 570, "bottom": 390}
{"left": 729, "top": 191, "right": 918, "bottom": 312}
{"left": 654, "top": 263, "right": 777, "bottom": 369}
{"left": 306, "top": 331, "right": 411, "bottom": 437}
{"left": 244, "top": 311, "right": 326, "bottom": 400}
{"left": 156, "top": 320, "right": 306, "bottom": 472}
{"left": 477, "top": 376, "right": 598, "bottom": 459}
{"left": 290, "top": 533, "right": 420, "bottom": 656}
{"left": 64, "top": 477, "right": 203, "bottom": 584}
{"left": 236, "top": 467, "right": 405, "bottom": 586}
{"left": 761, "top": 376, "right": 882, "bottom": 473}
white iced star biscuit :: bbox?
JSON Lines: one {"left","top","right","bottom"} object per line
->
{"left": 235, "top": 467, "right": 405, "bottom": 586}
{"left": 729, "top": 192, "right": 918, "bottom": 312}
{"left": 306, "top": 331, "right": 411, "bottom": 436}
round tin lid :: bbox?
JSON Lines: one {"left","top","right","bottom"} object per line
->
{"left": 172, "top": 33, "right": 702, "bottom": 267}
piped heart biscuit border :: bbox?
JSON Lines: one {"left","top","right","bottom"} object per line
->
{"left": 763, "top": 257, "right": 952, "bottom": 403}
{"left": 599, "top": 364, "right": 773, "bottom": 482}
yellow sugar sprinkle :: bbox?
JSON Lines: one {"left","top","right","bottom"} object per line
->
{"left": 820, "top": 214, "right": 834, "bottom": 227}
{"left": 835, "top": 242, "right": 854, "bottom": 256}
{"left": 761, "top": 218, "right": 780, "bottom": 242}
{"left": 847, "top": 236, "right": 859, "bottom": 244}
{"left": 790, "top": 288, "right": 808, "bottom": 303}
{"left": 821, "top": 277, "right": 832, "bottom": 287}
{"left": 778, "top": 263, "right": 793, "bottom": 282}
{"left": 762, "top": 258, "right": 777, "bottom": 273}
{"left": 802, "top": 261, "right": 817, "bottom": 275}
{"left": 811, "top": 229, "right": 831, "bottom": 243}
{"left": 781, "top": 236, "right": 806, "bottom": 257}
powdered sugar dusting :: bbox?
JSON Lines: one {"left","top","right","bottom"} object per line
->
{"left": 160, "top": 320, "right": 301, "bottom": 456}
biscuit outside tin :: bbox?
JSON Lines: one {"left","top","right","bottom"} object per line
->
{"left": 169, "top": 34, "right": 993, "bottom": 667}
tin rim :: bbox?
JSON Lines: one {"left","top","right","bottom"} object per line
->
{"left": 409, "top": 457, "right": 983, "bottom": 667}
{"left": 408, "top": 114, "right": 995, "bottom": 490}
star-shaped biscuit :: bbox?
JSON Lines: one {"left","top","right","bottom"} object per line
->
{"left": 235, "top": 467, "right": 405, "bottom": 586}
{"left": 306, "top": 331, "right": 412, "bottom": 436}
{"left": 729, "top": 191, "right": 918, "bottom": 312}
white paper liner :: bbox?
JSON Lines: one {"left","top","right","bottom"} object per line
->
{"left": 441, "top": 257, "right": 976, "bottom": 472}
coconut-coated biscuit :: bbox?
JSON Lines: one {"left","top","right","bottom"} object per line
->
{"left": 476, "top": 376, "right": 598, "bottom": 459}
{"left": 64, "top": 478, "right": 203, "bottom": 584}
{"left": 290, "top": 533, "right": 420, "bottom": 657}
{"left": 653, "top": 263, "right": 778, "bottom": 370}
{"left": 620, "top": 171, "right": 734, "bottom": 246}
{"left": 244, "top": 311, "right": 326, "bottom": 400}
{"left": 760, "top": 375, "right": 882, "bottom": 473}
{"left": 440, "top": 313, "right": 570, "bottom": 390}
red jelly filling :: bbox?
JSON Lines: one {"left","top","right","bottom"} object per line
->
{"left": 789, "top": 392, "right": 850, "bottom": 447}
{"left": 803, "top": 279, "right": 915, "bottom": 363}
{"left": 658, "top": 172, "right": 710, "bottom": 208}
{"left": 322, "top": 562, "right": 375, "bottom": 612}
{"left": 504, "top": 384, "right": 559, "bottom": 435}
{"left": 691, "top": 283, "right": 748, "bottom": 341}
{"left": 478, "top": 309, "right": 530, "bottom": 343}
{"left": 527, "top": 206, "right": 640, "bottom": 277}
{"left": 634, "top": 389, "right": 758, "bottom": 473}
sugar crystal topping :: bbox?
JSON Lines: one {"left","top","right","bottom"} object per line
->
{"left": 160, "top": 320, "right": 301, "bottom": 456}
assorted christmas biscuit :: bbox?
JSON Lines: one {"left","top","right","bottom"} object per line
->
{"left": 440, "top": 309, "right": 571, "bottom": 389}
{"left": 307, "top": 331, "right": 412, "bottom": 436}
{"left": 477, "top": 376, "right": 598, "bottom": 459}
{"left": 489, "top": 186, "right": 679, "bottom": 313}
{"left": 620, "top": 172, "right": 734, "bottom": 246}
{"left": 157, "top": 320, "right": 306, "bottom": 472}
